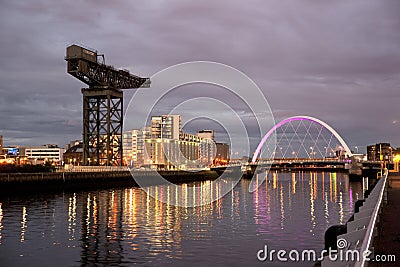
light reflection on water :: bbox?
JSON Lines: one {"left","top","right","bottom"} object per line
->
{"left": 0, "top": 172, "right": 362, "bottom": 266}
{"left": 0, "top": 202, "right": 3, "bottom": 244}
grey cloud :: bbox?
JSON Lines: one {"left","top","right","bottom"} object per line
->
{"left": 0, "top": 0, "right": 399, "bottom": 152}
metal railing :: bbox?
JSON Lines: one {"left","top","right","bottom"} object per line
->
{"left": 322, "top": 169, "right": 388, "bottom": 266}
{"left": 355, "top": 169, "right": 388, "bottom": 267}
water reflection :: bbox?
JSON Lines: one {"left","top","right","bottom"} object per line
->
{"left": 0, "top": 172, "right": 363, "bottom": 266}
{"left": 20, "top": 207, "right": 27, "bottom": 243}
{"left": 280, "top": 183, "right": 285, "bottom": 230}
{"left": 251, "top": 171, "right": 362, "bottom": 244}
{"left": 0, "top": 202, "right": 3, "bottom": 244}
{"left": 68, "top": 193, "right": 77, "bottom": 242}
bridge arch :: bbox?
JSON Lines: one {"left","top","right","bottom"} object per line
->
{"left": 252, "top": 116, "right": 353, "bottom": 163}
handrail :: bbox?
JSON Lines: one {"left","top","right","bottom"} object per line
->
{"left": 355, "top": 168, "right": 388, "bottom": 267}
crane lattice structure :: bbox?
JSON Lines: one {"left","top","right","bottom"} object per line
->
{"left": 65, "top": 45, "right": 150, "bottom": 166}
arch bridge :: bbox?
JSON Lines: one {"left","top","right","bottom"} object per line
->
{"left": 251, "top": 115, "right": 353, "bottom": 164}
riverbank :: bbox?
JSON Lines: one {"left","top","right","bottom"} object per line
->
{"left": 0, "top": 167, "right": 366, "bottom": 195}
{"left": 0, "top": 170, "right": 220, "bottom": 194}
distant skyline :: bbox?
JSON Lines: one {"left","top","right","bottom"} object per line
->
{"left": 1, "top": 1, "right": 399, "bottom": 153}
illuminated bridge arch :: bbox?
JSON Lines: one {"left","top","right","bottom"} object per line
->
{"left": 252, "top": 116, "right": 353, "bottom": 163}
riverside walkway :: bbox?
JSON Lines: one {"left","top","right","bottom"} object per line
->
{"left": 370, "top": 172, "right": 400, "bottom": 267}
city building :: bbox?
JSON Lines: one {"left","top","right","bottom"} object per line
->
{"left": 63, "top": 141, "right": 83, "bottom": 166}
{"left": 143, "top": 138, "right": 201, "bottom": 170}
{"left": 215, "top": 142, "right": 230, "bottom": 165}
{"left": 123, "top": 127, "right": 151, "bottom": 167}
{"left": 23, "top": 144, "right": 65, "bottom": 165}
{"left": 2, "top": 146, "right": 19, "bottom": 157}
{"left": 66, "top": 140, "right": 81, "bottom": 150}
{"left": 393, "top": 147, "right": 400, "bottom": 172}
{"left": 377, "top": 143, "right": 393, "bottom": 161}
{"left": 197, "top": 130, "right": 216, "bottom": 166}
{"left": 144, "top": 127, "right": 204, "bottom": 170}
{"left": 197, "top": 130, "right": 214, "bottom": 140}
{"left": 0, "top": 142, "right": 19, "bottom": 164}
{"left": 151, "top": 115, "right": 181, "bottom": 139}
{"left": 137, "top": 127, "right": 152, "bottom": 166}
{"left": 124, "top": 115, "right": 230, "bottom": 169}
{"left": 367, "top": 143, "right": 393, "bottom": 161}
{"left": 179, "top": 132, "right": 203, "bottom": 167}
{"left": 367, "top": 145, "right": 377, "bottom": 161}
{"left": 123, "top": 130, "right": 134, "bottom": 165}
{"left": 393, "top": 147, "right": 400, "bottom": 159}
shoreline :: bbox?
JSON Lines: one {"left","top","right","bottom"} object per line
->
{"left": 0, "top": 168, "right": 370, "bottom": 196}
{"left": 0, "top": 170, "right": 220, "bottom": 195}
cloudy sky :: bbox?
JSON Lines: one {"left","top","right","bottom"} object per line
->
{"left": 0, "top": 0, "right": 399, "bottom": 153}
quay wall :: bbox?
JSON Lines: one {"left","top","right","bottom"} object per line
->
{"left": 0, "top": 170, "right": 220, "bottom": 193}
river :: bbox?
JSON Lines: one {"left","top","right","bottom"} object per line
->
{"left": 0, "top": 171, "right": 362, "bottom": 266}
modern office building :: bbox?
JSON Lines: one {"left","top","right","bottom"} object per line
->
{"left": 23, "top": 144, "right": 65, "bottom": 164}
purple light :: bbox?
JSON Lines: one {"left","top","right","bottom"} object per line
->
{"left": 252, "top": 116, "right": 352, "bottom": 163}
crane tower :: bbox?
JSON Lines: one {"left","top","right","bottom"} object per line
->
{"left": 65, "top": 45, "right": 150, "bottom": 166}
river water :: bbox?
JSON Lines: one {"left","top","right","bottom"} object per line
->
{"left": 0, "top": 172, "right": 362, "bottom": 266}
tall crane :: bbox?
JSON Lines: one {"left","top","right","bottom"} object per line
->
{"left": 65, "top": 45, "right": 150, "bottom": 166}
